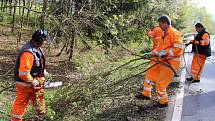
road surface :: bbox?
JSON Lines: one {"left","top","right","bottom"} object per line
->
{"left": 181, "top": 35, "right": 215, "bottom": 121}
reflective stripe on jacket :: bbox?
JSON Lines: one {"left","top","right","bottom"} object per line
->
{"left": 159, "top": 27, "right": 183, "bottom": 59}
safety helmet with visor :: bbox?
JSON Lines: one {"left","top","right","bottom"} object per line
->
{"left": 32, "top": 29, "right": 50, "bottom": 45}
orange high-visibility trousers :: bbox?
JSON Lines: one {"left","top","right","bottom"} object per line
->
{"left": 190, "top": 53, "right": 206, "bottom": 80}
{"left": 10, "top": 84, "right": 46, "bottom": 121}
{"left": 142, "top": 61, "right": 159, "bottom": 97}
{"left": 143, "top": 26, "right": 163, "bottom": 97}
{"left": 155, "top": 59, "right": 180, "bottom": 104}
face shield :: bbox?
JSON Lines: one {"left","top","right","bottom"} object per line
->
{"left": 31, "top": 29, "right": 51, "bottom": 50}
{"left": 38, "top": 29, "right": 52, "bottom": 48}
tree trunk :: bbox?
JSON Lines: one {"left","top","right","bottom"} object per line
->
{"left": 74, "top": 0, "right": 83, "bottom": 14}
{"left": 26, "top": 0, "right": 34, "bottom": 25}
{"left": 18, "top": 0, "right": 25, "bottom": 42}
{"left": 1, "top": 0, "right": 4, "bottom": 12}
{"left": 18, "top": 0, "right": 21, "bottom": 15}
{"left": 68, "top": 30, "right": 75, "bottom": 62}
{"left": 11, "top": 0, "right": 17, "bottom": 33}
{"left": 3, "top": 0, "right": 8, "bottom": 12}
{"left": 40, "top": 0, "right": 48, "bottom": 29}
{"left": 20, "top": 0, "right": 25, "bottom": 28}
{"left": 34, "top": 0, "right": 37, "bottom": 28}
{"left": 67, "top": 0, "right": 71, "bottom": 16}
{"left": 9, "top": 0, "right": 12, "bottom": 15}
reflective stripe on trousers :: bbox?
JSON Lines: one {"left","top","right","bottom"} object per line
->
{"left": 15, "top": 81, "right": 31, "bottom": 87}
{"left": 10, "top": 114, "right": 23, "bottom": 121}
{"left": 143, "top": 81, "right": 153, "bottom": 97}
{"left": 156, "top": 60, "right": 180, "bottom": 104}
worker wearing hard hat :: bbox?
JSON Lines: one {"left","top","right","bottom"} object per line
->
{"left": 10, "top": 29, "right": 50, "bottom": 121}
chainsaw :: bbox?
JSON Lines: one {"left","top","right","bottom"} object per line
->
{"left": 44, "top": 81, "right": 63, "bottom": 88}
{"left": 0, "top": 81, "right": 63, "bottom": 93}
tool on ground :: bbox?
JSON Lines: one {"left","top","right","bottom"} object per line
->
{"left": 0, "top": 81, "right": 63, "bottom": 93}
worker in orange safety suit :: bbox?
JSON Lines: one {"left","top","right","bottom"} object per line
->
{"left": 10, "top": 29, "right": 50, "bottom": 121}
{"left": 136, "top": 15, "right": 183, "bottom": 108}
{"left": 147, "top": 26, "right": 163, "bottom": 55}
{"left": 135, "top": 26, "right": 163, "bottom": 100}
{"left": 186, "top": 23, "right": 211, "bottom": 83}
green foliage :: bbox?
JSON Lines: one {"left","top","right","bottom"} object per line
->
{"left": 181, "top": 0, "right": 215, "bottom": 34}
{"left": 43, "top": 90, "right": 57, "bottom": 120}
{"left": 0, "top": 94, "right": 12, "bottom": 120}
{"left": 171, "top": 0, "right": 188, "bottom": 30}
{"left": 0, "top": 12, "right": 13, "bottom": 23}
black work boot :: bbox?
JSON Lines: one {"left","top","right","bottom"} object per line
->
{"left": 192, "top": 80, "right": 200, "bottom": 83}
{"left": 186, "top": 77, "right": 193, "bottom": 82}
{"left": 154, "top": 102, "right": 168, "bottom": 108}
{"left": 135, "top": 93, "right": 151, "bottom": 100}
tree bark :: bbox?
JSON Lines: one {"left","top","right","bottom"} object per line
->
{"left": 18, "top": 0, "right": 21, "bottom": 15}
{"left": 9, "top": 0, "right": 12, "bottom": 15}
{"left": 26, "top": 0, "right": 34, "bottom": 25}
{"left": 40, "top": 0, "right": 48, "bottom": 29}
{"left": 1, "top": 0, "right": 4, "bottom": 12}
{"left": 3, "top": 0, "right": 8, "bottom": 12}
{"left": 18, "top": 0, "right": 25, "bottom": 42}
{"left": 11, "top": 0, "right": 17, "bottom": 33}
{"left": 68, "top": 30, "right": 75, "bottom": 62}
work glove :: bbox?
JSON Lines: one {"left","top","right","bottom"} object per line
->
{"left": 157, "top": 50, "right": 167, "bottom": 58}
{"left": 32, "top": 79, "right": 40, "bottom": 87}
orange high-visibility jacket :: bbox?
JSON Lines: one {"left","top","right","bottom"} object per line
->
{"left": 159, "top": 27, "right": 183, "bottom": 59}
{"left": 18, "top": 52, "right": 35, "bottom": 82}
{"left": 147, "top": 26, "right": 163, "bottom": 53}
{"left": 200, "top": 33, "right": 210, "bottom": 46}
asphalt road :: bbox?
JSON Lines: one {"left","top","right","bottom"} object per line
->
{"left": 181, "top": 36, "right": 215, "bottom": 121}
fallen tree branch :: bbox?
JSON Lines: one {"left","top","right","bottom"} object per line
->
{"left": 0, "top": 84, "right": 15, "bottom": 94}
